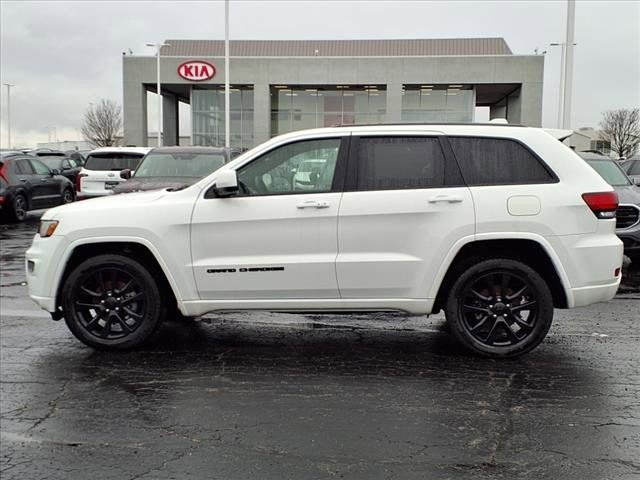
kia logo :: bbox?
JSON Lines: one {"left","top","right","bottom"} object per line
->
{"left": 177, "top": 60, "right": 216, "bottom": 82}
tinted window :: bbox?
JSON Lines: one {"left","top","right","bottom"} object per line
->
{"left": 355, "top": 136, "right": 445, "bottom": 190}
{"left": 628, "top": 160, "right": 640, "bottom": 175}
{"left": 15, "top": 159, "right": 34, "bottom": 174}
{"left": 135, "top": 152, "right": 226, "bottom": 178}
{"left": 448, "top": 137, "right": 555, "bottom": 186}
{"left": 30, "top": 159, "right": 51, "bottom": 175}
{"left": 585, "top": 159, "right": 631, "bottom": 186}
{"left": 85, "top": 153, "right": 144, "bottom": 171}
{"left": 38, "top": 157, "right": 63, "bottom": 169}
{"left": 237, "top": 138, "right": 340, "bottom": 196}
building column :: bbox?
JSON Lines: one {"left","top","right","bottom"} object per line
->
{"left": 123, "top": 84, "right": 148, "bottom": 147}
{"left": 253, "top": 82, "right": 271, "bottom": 145}
{"left": 490, "top": 98, "right": 508, "bottom": 121}
{"left": 162, "top": 93, "right": 179, "bottom": 146}
{"left": 385, "top": 81, "right": 403, "bottom": 123}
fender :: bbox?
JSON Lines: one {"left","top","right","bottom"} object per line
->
{"left": 50, "top": 235, "right": 192, "bottom": 314}
{"left": 426, "top": 232, "right": 575, "bottom": 308}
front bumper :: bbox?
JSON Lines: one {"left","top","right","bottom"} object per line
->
{"left": 25, "top": 233, "right": 67, "bottom": 313}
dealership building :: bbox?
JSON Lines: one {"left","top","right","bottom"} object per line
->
{"left": 122, "top": 38, "right": 544, "bottom": 148}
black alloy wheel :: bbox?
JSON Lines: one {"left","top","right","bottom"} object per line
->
{"left": 445, "top": 258, "right": 553, "bottom": 358}
{"left": 12, "top": 194, "right": 27, "bottom": 222}
{"left": 62, "top": 254, "right": 164, "bottom": 350}
{"left": 62, "top": 188, "right": 74, "bottom": 204}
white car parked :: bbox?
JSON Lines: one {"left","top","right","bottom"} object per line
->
{"left": 76, "top": 147, "right": 151, "bottom": 199}
{"left": 26, "top": 125, "right": 623, "bottom": 357}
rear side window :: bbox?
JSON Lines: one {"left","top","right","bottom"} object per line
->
{"left": 85, "top": 153, "right": 144, "bottom": 171}
{"left": 354, "top": 136, "right": 447, "bottom": 190}
{"left": 15, "top": 159, "right": 34, "bottom": 174}
{"left": 448, "top": 137, "right": 556, "bottom": 186}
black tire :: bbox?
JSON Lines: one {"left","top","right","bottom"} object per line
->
{"left": 61, "top": 188, "right": 74, "bottom": 204}
{"left": 445, "top": 258, "right": 553, "bottom": 358}
{"left": 10, "top": 193, "right": 28, "bottom": 222}
{"left": 62, "top": 254, "right": 164, "bottom": 350}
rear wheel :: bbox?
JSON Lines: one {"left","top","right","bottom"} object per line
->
{"left": 445, "top": 258, "right": 553, "bottom": 358}
{"left": 62, "top": 254, "right": 164, "bottom": 350}
{"left": 61, "top": 188, "right": 74, "bottom": 204}
{"left": 8, "top": 194, "right": 28, "bottom": 222}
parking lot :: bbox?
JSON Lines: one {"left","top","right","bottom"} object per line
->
{"left": 1, "top": 213, "right": 639, "bottom": 479}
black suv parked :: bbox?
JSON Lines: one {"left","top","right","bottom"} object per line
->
{"left": 0, "top": 152, "right": 75, "bottom": 222}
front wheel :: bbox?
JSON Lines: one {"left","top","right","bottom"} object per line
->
{"left": 445, "top": 259, "right": 554, "bottom": 358}
{"left": 62, "top": 254, "right": 164, "bottom": 350}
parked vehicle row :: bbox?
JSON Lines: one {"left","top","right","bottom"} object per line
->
{"left": 26, "top": 124, "right": 624, "bottom": 358}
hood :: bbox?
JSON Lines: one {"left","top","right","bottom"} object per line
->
{"left": 43, "top": 188, "right": 168, "bottom": 220}
{"left": 613, "top": 184, "right": 640, "bottom": 205}
{"left": 112, "top": 176, "right": 200, "bottom": 194}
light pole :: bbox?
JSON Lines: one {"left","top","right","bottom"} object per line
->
{"left": 563, "top": 0, "right": 576, "bottom": 130}
{"left": 224, "top": 0, "right": 230, "bottom": 150}
{"left": 146, "top": 42, "right": 170, "bottom": 147}
{"left": 550, "top": 42, "right": 566, "bottom": 128}
{"left": 3, "top": 83, "right": 15, "bottom": 149}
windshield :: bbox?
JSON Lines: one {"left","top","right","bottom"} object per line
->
{"left": 134, "top": 152, "right": 226, "bottom": 178}
{"left": 37, "top": 156, "right": 63, "bottom": 169}
{"left": 85, "top": 153, "right": 144, "bottom": 171}
{"left": 586, "top": 159, "right": 631, "bottom": 186}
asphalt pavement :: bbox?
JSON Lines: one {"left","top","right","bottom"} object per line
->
{"left": 1, "top": 212, "right": 639, "bottom": 480}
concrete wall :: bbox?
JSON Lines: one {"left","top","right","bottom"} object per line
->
{"left": 123, "top": 54, "right": 544, "bottom": 147}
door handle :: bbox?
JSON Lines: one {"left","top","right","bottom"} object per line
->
{"left": 428, "top": 195, "right": 463, "bottom": 204}
{"left": 296, "top": 200, "right": 330, "bottom": 209}
{"left": 20, "top": 179, "right": 27, "bottom": 182}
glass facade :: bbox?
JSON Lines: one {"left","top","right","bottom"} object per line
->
{"left": 191, "top": 86, "right": 254, "bottom": 149}
{"left": 271, "top": 85, "right": 386, "bottom": 136}
{"left": 401, "top": 85, "right": 473, "bottom": 123}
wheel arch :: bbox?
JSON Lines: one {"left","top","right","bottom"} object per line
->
{"left": 54, "top": 239, "right": 183, "bottom": 315}
{"left": 432, "top": 236, "right": 571, "bottom": 313}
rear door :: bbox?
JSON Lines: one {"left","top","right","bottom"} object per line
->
{"left": 29, "top": 158, "right": 61, "bottom": 207}
{"left": 336, "top": 133, "right": 475, "bottom": 299}
{"left": 13, "top": 158, "right": 42, "bottom": 207}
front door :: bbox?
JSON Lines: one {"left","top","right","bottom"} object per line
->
{"left": 191, "top": 136, "right": 348, "bottom": 300}
{"left": 336, "top": 134, "right": 475, "bottom": 299}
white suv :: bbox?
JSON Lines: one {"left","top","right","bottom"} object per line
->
{"left": 76, "top": 147, "right": 151, "bottom": 199}
{"left": 26, "top": 125, "right": 623, "bottom": 357}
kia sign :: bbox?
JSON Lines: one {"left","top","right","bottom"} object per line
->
{"left": 177, "top": 60, "right": 216, "bottom": 82}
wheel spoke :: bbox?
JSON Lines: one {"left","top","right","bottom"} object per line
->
{"left": 113, "top": 314, "right": 133, "bottom": 333}
{"left": 470, "top": 289, "right": 491, "bottom": 302}
{"left": 502, "top": 321, "right": 521, "bottom": 343}
{"left": 121, "top": 292, "right": 143, "bottom": 305}
{"left": 501, "top": 274, "right": 510, "bottom": 298}
{"left": 80, "top": 286, "right": 101, "bottom": 297}
{"left": 123, "top": 306, "right": 143, "bottom": 319}
{"left": 75, "top": 301, "right": 103, "bottom": 310}
{"left": 84, "top": 310, "right": 105, "bottom": 330}
{"left": 115, "top": 280, "right": 133, "bottom": 295}
{"left": 469, "top": 314, "right": 490, "bottom": 332}
{"left": 484, "top": 274, "right": 496, "bottom": 298}
{"left": 509, "top": 312, "right": 534, "bottom": 329}
{"left": 507, "top": 285, "right": 528, "bottom": 301}
{"left": 463, "top": 304, "right": 489, "bottom": 314}
{"left": 511, "top": 301, "right": 537, "bottom": 312}
{"left": 483, "top": 318, "right": 501, "bottom": 344}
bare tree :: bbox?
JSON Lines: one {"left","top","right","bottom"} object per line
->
{"left": 599, "top": 108, "right": 640, "bottom": 159}
{"left": 81, "top": 99, "right": 122, "bottom": 147}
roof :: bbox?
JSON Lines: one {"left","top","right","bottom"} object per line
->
{"left": 150, "top": 146, "right": 227, "bottom": 154}
{"left": 160, "top": 38, "right": 512, "bottom": 57}
{"left": 88, "top": 147, "right": 152, "bottom": 155}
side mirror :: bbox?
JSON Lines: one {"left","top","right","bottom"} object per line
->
{"left": 120, "top": 169, "right": 132, "bottom": 179}
{"left": 211, "top": 169, "right": 239, "bottom": 197}
{"left": 51, "top": 169, "right": 60, "bottom": 176}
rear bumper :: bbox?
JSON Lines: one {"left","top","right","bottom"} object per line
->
{"left": 570, "top": 278, "right": 621, "bottom": 308}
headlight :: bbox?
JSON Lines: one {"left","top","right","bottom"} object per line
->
{"left": 38, "top": 220, "right": 59, "bottom": 237}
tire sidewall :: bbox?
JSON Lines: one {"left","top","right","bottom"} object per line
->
{"left": 62, "top": 188, "right": 74, "bottom": 204}
{"left": 62, "top": 254, "right": 164, "bottom": 350}
{"left": 12, "top": 194, "right": 27, "bottom": 222}
{"left": 445, "top": 259, "right": 554, "bottom": 358}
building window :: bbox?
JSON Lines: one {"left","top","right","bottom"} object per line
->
{"left": 590, "top": 139, "right": 611, "bottom": 155}
{"left": 401, "top": 85, "right": 473, "bottom": 123}
{"left": 270, "top": 85, "right": 386, "bottom": 136}
{"left": 192, "top": 86, "right": 254, "bottom": 150}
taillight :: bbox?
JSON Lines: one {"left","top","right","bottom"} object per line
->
{"left": 0, "top": 162, "right": 8, "bottom": 183}
{"left": 76, "top": 173, "right": 88, "bottom": 191}
{"left": 582, "top": 191, "right": 618, "bottom": 219}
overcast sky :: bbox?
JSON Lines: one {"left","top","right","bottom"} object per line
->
{"left": 1, "top": 0, "right": 638, "bottom": 148}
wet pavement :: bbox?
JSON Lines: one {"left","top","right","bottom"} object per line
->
{"left": 1, "top": 213, "right": 639, "bottom": 479}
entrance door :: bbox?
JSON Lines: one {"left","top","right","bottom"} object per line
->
{"left": 191, "top": 136, "right": 348, "bottom": 300}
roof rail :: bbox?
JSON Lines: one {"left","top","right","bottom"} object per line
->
{"left": 329, "top": 122, "right": 526, "bottom": 128}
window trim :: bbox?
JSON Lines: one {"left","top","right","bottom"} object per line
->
{"left": 344, "top": 134, "right": 463, "bottom": 192}
{"left": 204, "top": 136, "right": 350, "bottom": 199}
{"left": 444, "top": 135, "right": 559, "bottom": 187}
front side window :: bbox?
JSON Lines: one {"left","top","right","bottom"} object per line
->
{"left": 355, "top": 136, "right": 446, "bottom": 191}
{"left": 135, "top": 153, "right": 226, "bottom": 178}
{"left": 237, "top": 138, "right": 341, "bottom": 196}
{"left": 30, "top": 158, "right": 51, "bottom": 175}
{"left": 448, "top": 137, "right": 555, "bottom": 186}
